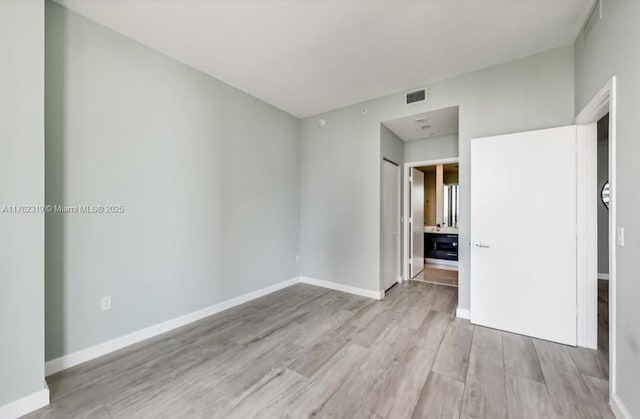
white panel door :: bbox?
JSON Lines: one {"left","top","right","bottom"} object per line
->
{"left": 382, "top": 160, "right": 401, "bottom": 290}
{"left": 410, "top": 168, "right": 424, "bottom": 278}
{"left": 471, "top": 126, "right": 577, "bottom": 345}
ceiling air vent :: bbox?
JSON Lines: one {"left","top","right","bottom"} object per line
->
{"left": 406, "top": 89, "right": 427, "bottom": 105}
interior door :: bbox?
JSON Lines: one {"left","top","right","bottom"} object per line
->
{"left": 410, "top": 168, "right": 424, "bottom": 278}
{"left": 382, "top": 160, "right": 400, "bottom": 290}
{"left": 471, "top": 126, "right": 577, "bottom": 345}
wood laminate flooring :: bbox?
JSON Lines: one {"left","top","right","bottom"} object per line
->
{"left": 26, "top": 281, "right": 612, "bottom": 419}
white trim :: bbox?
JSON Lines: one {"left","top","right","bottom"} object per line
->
{"left": 576, "top": 123, "right": 598, "bottom": 350}
{"left": 610, "top": 393, "right": 632, "bottom": 419}
{"left": 575, "top": 76, "right": 617, "bottom": 398}
{"left": 45, "top": 277, "right": 300, "bottom": 376}
{"left": 402, "top": 157, "right": 460, "bottom": 282}
{"left": 598, "top": 273, "right": 609, "bottom": 280}
{"left": 299, "top": 276, "right": 383, "bottom": 300}
{"left": 0, "top": 385, "right": 49, "bottom": 419}
{"left": 45, "top": 275, "right": 386, "bottom": 377}
{"left": 456, "top": 307, "right": 470, "bottom": 319}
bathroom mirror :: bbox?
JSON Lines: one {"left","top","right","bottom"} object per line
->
{"left": 601, "top": 181, "right": 610, "bottom": 209}
{"left": 443, "top": 184, "right": 459, "bottom": 227}
{"left": 442, "top": 163, "right": 460, "bottom": 227}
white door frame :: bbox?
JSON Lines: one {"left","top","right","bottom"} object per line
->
{"left": 402, "top": 157, "right": 459, "bottom": 281}
{"left": 575, "top": 77, "right": 617, "bottom": 398}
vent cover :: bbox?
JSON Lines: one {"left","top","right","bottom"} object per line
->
{"left": 406, "top": 89, "right": 426, "bottom": 105}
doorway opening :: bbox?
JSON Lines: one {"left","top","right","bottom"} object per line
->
{"left": 411, "top": 163, "right": 459, "bottom": 287}
{"left": 379, "top": 105, "right": 460, "bottom": 296}
{"left": 596, "top": 114, "right": 610, "bottom": 357}
{"left": 575, "top": 77, "right": 616, "bottom": 400}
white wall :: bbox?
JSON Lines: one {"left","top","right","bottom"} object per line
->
{"left": 0, "top": 0, "right": 46, "bottom": 407}
{"left": 300, "top": 46, "right": 575, "bottom": 304}
{"left": 45, "top": 2, "right": 300, "bottom": 361}
{"left": 404, "top": 133, "right": 459, "bottom": 163}
{"left": 575, "top": 1, "right": 640, "bottom": 415}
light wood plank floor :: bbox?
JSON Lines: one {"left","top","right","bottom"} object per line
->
{"left": 26, "top": 281, "right": 612, "bottom": 419}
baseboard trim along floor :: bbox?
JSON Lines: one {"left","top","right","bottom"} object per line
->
{"left": 611, "top": 393, "right": 632, "bottom": 419}
{"left": 45, "top": 276, "right": 383, "bottom": 377}
{"left": 456, "top": 307, "right": 470, "bottom": 319}
{"left": 299, "top": 276, "right": 384, "bottom": 300}
{"left": 0, "top": 385, "right": 49, "bottom": 419}
{"left": 45, "top": 277, "right": 300, "bottom": 376}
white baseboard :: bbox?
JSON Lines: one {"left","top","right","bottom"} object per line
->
{"left": 0, "top": 385, "right": 49, "bottom": 419}
{"left": 45, "top": 277, "right": 299, "bottom": 376}
{"left": 45, "top": 275, "right": 384, "bottom": 377}
{"left": 456, "top": 307, "right": 470, "bottom": 319}
{"left": 598, "top": 273, "right": 610, "bottom": 280}
{"left": 299, "top": 276, "right": 383, "bottom": 300}
{"left": 611, "top": 393, "right": 632, "bottom": 419}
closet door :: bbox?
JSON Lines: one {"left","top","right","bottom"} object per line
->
{"left": 381, "top": 160, "right": 400, "bottom": 290}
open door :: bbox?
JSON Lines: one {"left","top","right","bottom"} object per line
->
{"left": 471, "top": 126, "right": 578, "bottom": 345}
{"left": 410, "top": 168, "right": 424, "bottom": 278}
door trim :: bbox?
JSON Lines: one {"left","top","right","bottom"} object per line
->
{"left": 402, "top": 157, "right": 459, "bottom": 281}
{"left": 575, "top": 77, "right": 617, "bottom": 399}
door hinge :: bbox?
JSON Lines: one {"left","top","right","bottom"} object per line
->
{"left": 409, "top": 175, "right": 413, "bottom": 183}
{"left": 409, "top": 258, "right": 413, "bottom": 265}
{"left": 409, "top": 217, "right": 413, "bottom": 224}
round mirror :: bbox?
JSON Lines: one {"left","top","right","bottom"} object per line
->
{"left": 601, "top": 181, "right": 610, "bottom": 209}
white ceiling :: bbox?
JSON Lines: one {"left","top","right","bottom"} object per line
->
{"left": 383, "top": 106, "right": 458, "bottom": 141}
{"left": 55, "top": 0, "right": 593, "bottom": 118}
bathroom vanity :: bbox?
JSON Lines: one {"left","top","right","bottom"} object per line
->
{"left": 424, "top": 229, "right": 458, "bottom": 261}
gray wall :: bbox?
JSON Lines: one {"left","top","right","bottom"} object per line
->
{"left": 0, "top": 0, "right": 46, "bottom": 406}
{"left": 45, "top": 2, "right": 300, "bottom": 361}
{"left": 575, "top": 1, "right": 640, "bottom": 415}
{"left": 300, "top": 46, "right": 574, "bottom": 304}
{"left": 597, "top": 116, "right": 609, "bottom": 274}
{"left": 380, "top": 124, "right": 404, "bottom": 166}
{"left": 404, "top": 133, "right": 459, "bottom": 163}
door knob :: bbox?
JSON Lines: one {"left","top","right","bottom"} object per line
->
{"left": 472, "top": 241, "right": 490, "bottom": 248}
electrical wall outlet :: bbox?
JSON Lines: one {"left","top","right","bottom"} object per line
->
{"left": 101, "top": 296, "right": 112, "bottom": 311}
